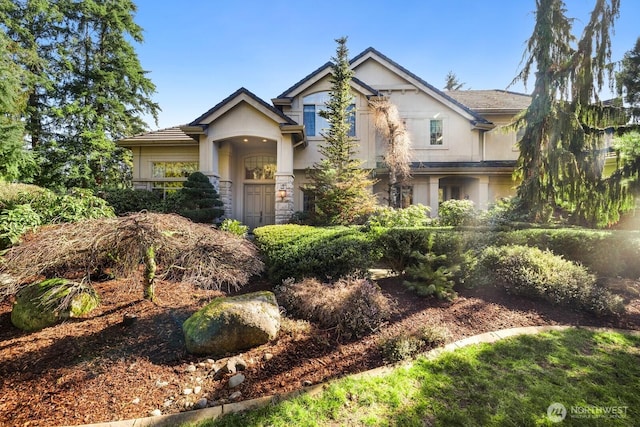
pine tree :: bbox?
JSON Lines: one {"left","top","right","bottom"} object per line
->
{"left": 0, "top": 29, "right": 36, "bottom": 182}
{"left": 511, "top": 0, "right": 632, "bottom": 227}
{"left": 444, "top": 71, "right": 465, "bottom": 91}
{"left": 305, "top": 37, "right": 376, "bottom": 225}
{"left": 617, "top": 36, "right": 640, "bottom": 123}
{"left": 0, "top": 0, "right": 159, "bottom": 189}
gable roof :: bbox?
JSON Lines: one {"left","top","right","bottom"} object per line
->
{"left": 445, "top": 90, "right": 531, "bottom": 114}
{"left": 190, "top": 87, "right": 297, "bottom": 126}
{"left": 118, "top": 126, "right": 198, "bottom": 146}
{"left": 350, "top": 47, "right": 491, "bottom": 126}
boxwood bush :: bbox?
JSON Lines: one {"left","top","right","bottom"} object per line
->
{"left": 477, "top": 245, "right": 625, "bottom": 316}
{"left": 253, "top": 224, "right": 378, "bottom": 283}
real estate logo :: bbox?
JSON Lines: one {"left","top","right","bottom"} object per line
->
{"left": 547, "top": 402, "right": 629, "bottom": 422}
{"left": 547, "top": 402, "right": 567, "bottom": 423}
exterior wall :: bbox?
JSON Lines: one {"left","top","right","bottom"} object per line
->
{"left": 483, "top": 114, "right": 520, "bottom": 161}
{"left": 130, "top": 145, "right": 199, "bottom": 190}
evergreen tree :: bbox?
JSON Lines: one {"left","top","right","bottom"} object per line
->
{"left": 0, "top": 0, "right": 159, "bottom": 189}
{"left": 304, "top": 37, "right": 376, "bottom": 225}
{"left": 511, "top": 0, "right": 632, "bottom": 227}
{"left": 176, "top": 172, "right": 224, "bottom": 224}
{"left": 0, "top": 29, "right": 36, "bottom": 182}
{"left": 444, "top": 71, "right": 465, "bottom": 90}
{"left": 617, "top": 36, "right": 640, "bottom": 123}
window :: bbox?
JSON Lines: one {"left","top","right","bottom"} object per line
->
{"left": 430, "top": 119, "right": 443, "bottom": 145}
{"left": 151, "top": 161, "right": 198, "bottom": 197}
{"left": 245, "top": 156, "right": 276, "bottom": 180}
{"left": 302, "top": 190, "right": 316, "bottom": 213}
{"left": 303, "top": 91, "right": 355, "bottom": 137}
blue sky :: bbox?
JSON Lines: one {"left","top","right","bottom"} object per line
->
{"left": 132, "top": 0, "right": 640, "bottom": 130}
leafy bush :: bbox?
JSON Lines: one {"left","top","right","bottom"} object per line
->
{"left": 438, "top": 199, "right": 477, "bottom": 226}
{"left": 365, "top": 204, "right": 431, "bottom": 228}
{"left": 219, "top": 218, "right": 248, "bottom": 238}
{"left": 98, "top": 188, "right": 163, "bottom": 215}
{"left": 254, "top": 225, "right": 378, "bottom": 283}
{"left": 0, "top": 185, "right": 114, "bottom": 249}
{"left": 477, "top": 245, "right": 625, "bottom": 316}
{"left": 379, "top": 325, "right": 449, "bottom": 362}
{"left": 275, "top": 276, "right": 394, "bottom": 339}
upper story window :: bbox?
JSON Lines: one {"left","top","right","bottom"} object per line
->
{"left": 245, "top": 155, "right": 276, "bottom": 180}
{"left": 430, "top": 119, "right": 443, "bottom": 145}
{"left": 303, "top": 91, "right": 355, "bottom": 137}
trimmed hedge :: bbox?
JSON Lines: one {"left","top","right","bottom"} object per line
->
{"left": 477, "top": 245, "right": 625, "bottom": 316}
{"left": 253, "top": 225, "right": 378, "bottom": 283}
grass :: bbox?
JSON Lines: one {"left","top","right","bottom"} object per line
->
{"left": 185, "top": 328, "right": 640, "bottom": 426}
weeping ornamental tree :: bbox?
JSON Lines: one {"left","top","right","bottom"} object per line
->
{"left": 511, "top": 0, "right": 634, "bottom": 227}
{"left": 304, "top": 37, "right": 376, "bottom": 225}
{"left": 369, "top": 97, "right": 412, "bottom": 207}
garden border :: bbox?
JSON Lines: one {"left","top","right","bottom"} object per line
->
{"left": 67, "top": 325, "right": 640, "bottom": 427}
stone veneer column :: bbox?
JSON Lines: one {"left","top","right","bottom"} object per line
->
{"left": 275, "top": 174, "right": 294, "bottom": 224}
{"left": 218, "top": 180, "right": 233, "bottom": 219}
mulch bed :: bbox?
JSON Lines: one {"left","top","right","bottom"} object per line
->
{"left": 1, "top": 276, "right": 638, "bottom": 427}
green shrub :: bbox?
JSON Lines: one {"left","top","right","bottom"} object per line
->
{"left": 98, "top": 188, "right": 163, "bottom": 215}
{"left": 254, "top": 225, "right": 378, "bottom": 283}
{"left": 477, "top": 245, "right": 625, "bottom": 316}
{"left": 174, "top": 172, "right": 224, "bottom": 223}
{"left": 365, "top": 204, "right": 431, "bottom": 228}
{"left": 0, "top": 186, "right": 114, "bottom": 249}
{"left": 403, "top": 251, "right": 458, "bottom": 300}
{"left": 438, "top": 199, "right": 477, "bottom": 226}
{"left": 275, "top": 276, "right": 394, "bottom": 339}
{"left": 0, "top": 204, "right": 41, "bottom": 248}
{"left": 219, "top": 218, "right": 249, "bottom": 238}
{"left": 379, "top": 326, "right": 449, "bottom": 363}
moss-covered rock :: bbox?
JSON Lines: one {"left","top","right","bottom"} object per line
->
{"left": 183, "top": 291, "right": 280, "bottom": 356}
{"left": 11, "top": 278, "right": 100, "bottom": 332}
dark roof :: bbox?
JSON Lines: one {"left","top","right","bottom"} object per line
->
{"left": 190, "top": 87, "right": 297, "bottom": 126}
{"left": 351, "top": 47, "right": 491, "bottom": 125}
{"left": 276, "top": 62, "right": 333, "bottom": 99}
{"left": 445, "top": 90, "right": 531, "bottom": 112}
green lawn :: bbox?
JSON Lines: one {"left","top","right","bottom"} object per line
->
{"left": 186, "top": 328, "right": 640, "bottom": 426}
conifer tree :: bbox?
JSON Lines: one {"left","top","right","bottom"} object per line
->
{"left": 511, "top": 0, "right": 633, "bottom": 227}
{"left": 177, "top": 172, "right": 224, "bottom": 224}
{"left": 617, "top": 36, "right": 640, "bottom": 123}
{"left": 304, "top": 37, "right": 376, "bottom": 225}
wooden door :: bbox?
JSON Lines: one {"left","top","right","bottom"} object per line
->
{"left": 244, "top": 184, "right": 275, "bottom": 229}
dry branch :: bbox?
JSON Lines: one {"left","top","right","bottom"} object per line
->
{"left": 1, "top": 213, "right": 263, "bottom": 298}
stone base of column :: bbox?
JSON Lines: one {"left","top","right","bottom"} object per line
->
{"left": 218, "top": 180, "right": 233, "bottom": 219}
{"left": 275, "top": 175, "right": 294, "bottom": 224}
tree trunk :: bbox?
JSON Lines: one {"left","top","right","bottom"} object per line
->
{"left": 143, "top": 246, "right": 156, "bottom": 302}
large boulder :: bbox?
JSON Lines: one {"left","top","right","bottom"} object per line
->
{"left": 11, "top": 278, "right": 100, "bottom": 332}
{"left": 183, "top": 291, "right": 280, "bottom": 356}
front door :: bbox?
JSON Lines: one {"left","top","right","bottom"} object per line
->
{"left": 244, "top": 184, "right": 275, "bottom": 229}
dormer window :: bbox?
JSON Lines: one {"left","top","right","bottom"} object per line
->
{"left": 303, "top": 91, "right": 355, "bottom": 137}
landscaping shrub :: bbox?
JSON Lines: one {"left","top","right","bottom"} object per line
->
{"left": 275, "top": 276, "right": 394, "bottom": 339}
{"left": 438, "top": 199, "right": 477, "bottom": 226}
{"left": 365, "top": 204, "right": 431, "bottom": 228}
{"left": 477, "top": 245, "right": 625, "bottom": 316}
{"left": 175, "top": 172, "right": 224, "bottom": 223}
{"left": 0, "top": 213, "right": 264, "bottom": 300}
{"left": 379, "top": 325, "right": 449, "bottom": 362}
{"left": 98, "top": 188, "right": 163, "bottom": 215}
{"left": 403, "top": 251, "right": 458, "bottom": 301}
{"left": 254, "top": 224, "right": 378, "bottom": 283}
{"left": 219, "top": 218, "right": 248, "bottom": 238}
{"left": 0, "top": 184, "right": 114, "bottom": 249}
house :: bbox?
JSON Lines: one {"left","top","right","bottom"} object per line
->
{"left": 118, "top": 47, "right": 531, "bottom": 229}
